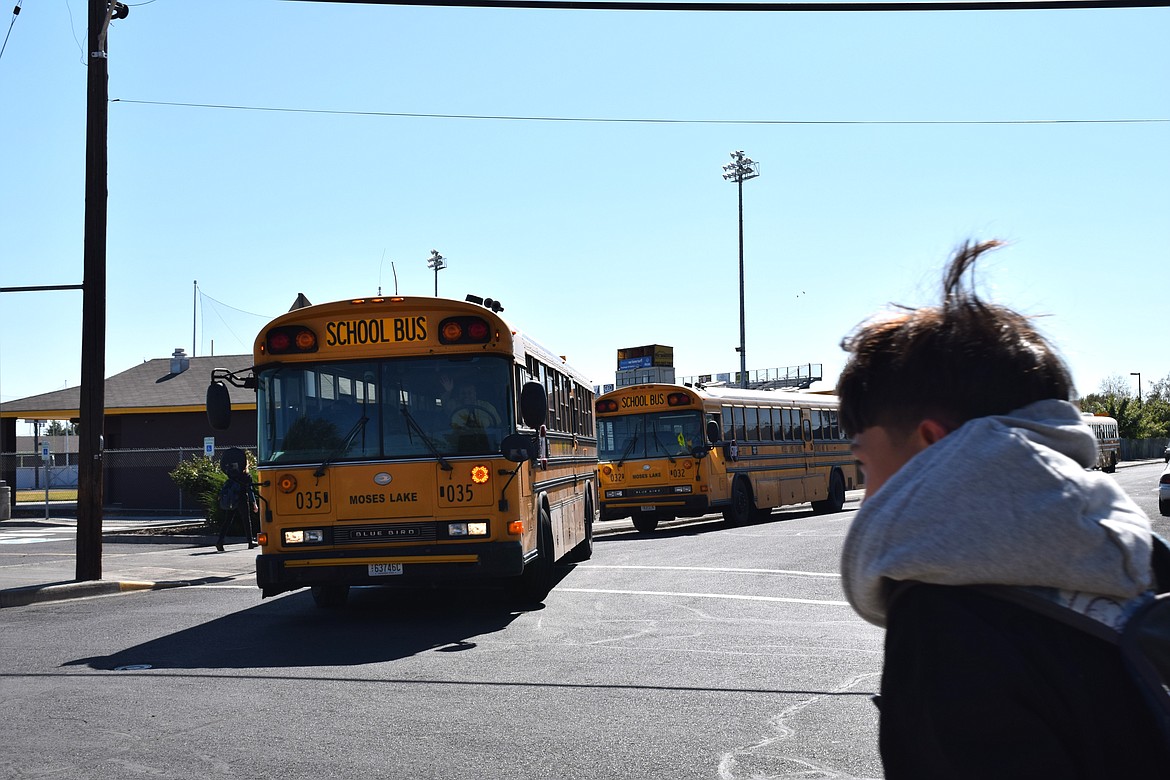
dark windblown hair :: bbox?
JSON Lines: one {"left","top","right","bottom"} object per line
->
{"left": 836, "top": 240, "right": 1075, "bottom": 435}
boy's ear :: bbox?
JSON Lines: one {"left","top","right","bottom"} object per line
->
{"left": 917, "top": 418, "right": 952, "bottom": 446}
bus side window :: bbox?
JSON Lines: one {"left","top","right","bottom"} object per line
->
{"left": 722, "top": 406, "right": 734, "bottom": 440}
{"left": 828, "top": 409, "right": 842, "bottom": 440}
{"left": 745, "top": 407, "right": 760, "bottom": 441}
{"left": 759, "top": 408, "right": 774, "bottom": 441}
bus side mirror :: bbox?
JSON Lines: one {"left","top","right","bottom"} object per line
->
{"left": 207, "top": 380, "right": 232, "bottom": 431}
{"left": 501, "top": 433, "right": 537, "bottom": 463}
{"left": 706, "top": 419, "right": 721, "bottom": 444}
{"left": 519, "top": 382, "right": 547, "bottom": 429}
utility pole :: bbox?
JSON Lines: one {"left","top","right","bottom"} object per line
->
{"left": 722, "top": 151, "right": 760, "bottom": 389}
{"left": 77, "top": 1, "right": 127, "bottom": 581}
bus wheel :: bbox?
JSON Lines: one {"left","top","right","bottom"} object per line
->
{"left": 723, "top": 478, "right": 753, "bottom": 526}
{"left": 311, "top": 583, "right": 349, "bottom": 609}
{"left": 812, "top": 469, "right": 846, "bottom": 514}
{"left": 512, "top": 507, "right": 555, "bottom": 604}
{"left": 1103, "top": 455, "right": 1117, "bottom": 474}
{"left": 632, "top": 516, "right": 659, "bottom": 533}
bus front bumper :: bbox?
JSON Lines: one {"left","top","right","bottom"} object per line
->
{"left": 600, "top": 494, "right": 711, "bottom": 521}
{"left": 255, "top": 540, "right": 526, "bottom": 597}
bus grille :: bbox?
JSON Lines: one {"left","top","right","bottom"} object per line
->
{"left": 333, "top": 523, "right": 437, "bottom": 545}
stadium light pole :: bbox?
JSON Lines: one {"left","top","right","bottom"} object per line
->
{"left": 427, "top": 250, "right": 447, "bottom": 297}
{"left": 1132, "top": 372, "right": 1142, "bottom": 403}
{"left": 722, "top": 151, "right": 759, "bottom": 389}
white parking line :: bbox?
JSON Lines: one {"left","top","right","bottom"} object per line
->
{"left": 578, "top": 564, "right": 840, "bottom": 578}
{"left": 559, "top": 587, "right": 849, "bottom": 606}
{"left": 0, "top": 528, "right": 76, "bottom": 545}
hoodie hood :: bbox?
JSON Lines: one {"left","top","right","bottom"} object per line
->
{"left": 840, "top": 399, "right": 1152, "bottom": 627}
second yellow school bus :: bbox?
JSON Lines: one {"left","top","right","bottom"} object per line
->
{"left": 206, "top": 295, "right": 597, "bottom": 607}
{"left": 595, "top": 383, "right": 859, "bottom": 532}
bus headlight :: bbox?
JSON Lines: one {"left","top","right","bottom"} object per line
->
{"left": 284, "top": 529, "right": 324, "bottom": 545}
{"left": 447, "top": 521, "right": 489, "bottom": 537}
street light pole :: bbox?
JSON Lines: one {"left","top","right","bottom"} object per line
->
{"left": 427, "top": 250, "right": 446, "bottom": 297}
{"left": 722, "top": 151, "right": 760, "bottom": 389}
{"left": 1132, "top": 372, "right": 1142, "bottom": 403}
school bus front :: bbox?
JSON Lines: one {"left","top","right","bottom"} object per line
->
{"left": 595, "top": 385, "right": 711, "bottom": 529}
{"left": 255, "top": 458, "right": 528, "bottom": 597}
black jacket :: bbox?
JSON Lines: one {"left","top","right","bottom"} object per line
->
{"left": 879, "top": 583, "right": 1169, "bottom": 779}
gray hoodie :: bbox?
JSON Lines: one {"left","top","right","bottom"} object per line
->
{"left": 840, "top": 399, "right": 1153, "bottom": 627}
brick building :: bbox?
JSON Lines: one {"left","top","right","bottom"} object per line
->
{"left": 0, "top": 350, "right": 256, "bottom": 515}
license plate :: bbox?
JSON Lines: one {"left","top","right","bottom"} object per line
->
{"left": 368, "top": 563, "right": 403, "bottom": 576}
{"left": 640, "top": 505, "right": 656, "bottom": 512}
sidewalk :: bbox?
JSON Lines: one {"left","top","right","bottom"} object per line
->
{"left": 0, "top": 516, "right": 260, "bottom": 608}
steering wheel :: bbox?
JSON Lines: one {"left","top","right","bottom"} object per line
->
{"left": 450, "top": 403, "right": 501, "bottom": 428}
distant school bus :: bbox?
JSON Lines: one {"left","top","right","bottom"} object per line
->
{"left": 206, "top": 295, "right": 597, "bottom": 607}
{"left": 1082, "top": 412, "right": 1121, "bottom": 473}
{"left": 594, "top": 383, "right": 860, "bottom": 532}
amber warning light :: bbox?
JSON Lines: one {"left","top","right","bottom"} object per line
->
{"left": 439, "top": 317, "right": 492, "bottom": 345}
{"left": 266, "top": 326, "right": 318, "bottom": 355}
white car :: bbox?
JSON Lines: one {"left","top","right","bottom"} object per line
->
{"left": 1161, "top": 462, "right": 1170, "bottom": 517}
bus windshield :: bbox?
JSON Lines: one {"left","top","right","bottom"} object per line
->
{"left": 597, "top": 410, "right": 703, "bottom": 462}
{"left": 257, "top": 355, "right": 512, "bottom": 465}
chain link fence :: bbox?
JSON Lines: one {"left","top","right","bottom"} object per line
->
{"left": 2, "top": 445, "right": 257, "bottom": 516}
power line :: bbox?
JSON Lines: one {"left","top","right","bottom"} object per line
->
{"left": 288, "top": 0, "right": 1170, "bottom": 10}
{"left": 111, "top": 99, "right": 1169, "bottom": 126}
{"left": 0, "top": 0, "right": 24, "bottom": 63}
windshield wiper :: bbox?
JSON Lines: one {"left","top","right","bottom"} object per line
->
{"left": 651, "top": 431, "right": 677, "bottom": 463}
{"left": 401, "top": 405, "right": 453, "bottom": 471}
{"left": 314, "top": 416, "right": 369, "bottom": 477}
{"left": 617, "top": 426, "right": 641, "bottom": 467}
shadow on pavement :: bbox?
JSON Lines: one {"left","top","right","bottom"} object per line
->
{"left": 62, "top": 584, "right": 540, "bottom": 672}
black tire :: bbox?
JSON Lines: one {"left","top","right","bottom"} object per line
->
{"left": 311, "top": 583, "right": 349, "bottom": 609}
{"left": 632, "top": 516, "right": 659, "bottom": 534}
{"left": 722, "top": 478, "right": 753, "bottom": 526}
{"left": 812, "top": 469, "right": 846, "bottom": 514}
{"left": 512, "top": 506, "right": 555, "bottom": 604}
{"left": 1102, "top": 455, "right": 1117, "bottom": 474}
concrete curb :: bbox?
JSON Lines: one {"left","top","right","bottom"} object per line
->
{"left": 0, "top": 579, "right": 183, "bottom": 608}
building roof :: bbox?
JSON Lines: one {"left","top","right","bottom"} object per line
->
{"left": 0, "top": 352, "right": 256, "bottom": 421}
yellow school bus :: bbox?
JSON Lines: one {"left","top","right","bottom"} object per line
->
{"left": 595, "top": 383, "right": 859, "bottom": 532}
{"left": 206, "top": 295, "right": 597, "bottom": 607}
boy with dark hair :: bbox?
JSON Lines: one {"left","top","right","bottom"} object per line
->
{"left": 837, "top": 240, "right": 1167, "bottom": 776}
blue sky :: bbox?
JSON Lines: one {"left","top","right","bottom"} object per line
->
{"left": 1, "top": 0, "right": 1166, "bottom": 433}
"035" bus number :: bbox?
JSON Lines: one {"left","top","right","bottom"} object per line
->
{"left": 439, "top": 484, "right": 474, "bottom": 503}
{"left": 295, "top": 490, "right": 329, "bottom": 510}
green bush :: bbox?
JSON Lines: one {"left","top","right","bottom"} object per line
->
{"left": 169, "top": 453, "right": 258, "bottom": 534}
